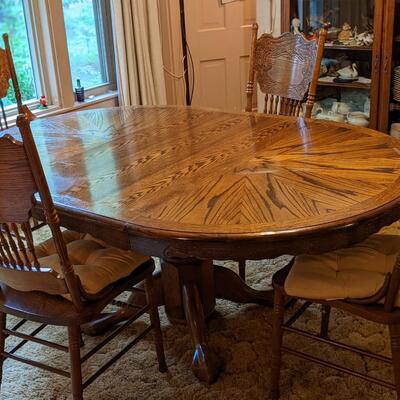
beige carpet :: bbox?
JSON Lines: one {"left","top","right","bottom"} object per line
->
{"left": 2, "top": 224, "right": 400, "bottom": 400}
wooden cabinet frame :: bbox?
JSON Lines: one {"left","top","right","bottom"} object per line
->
{"left": 280, "top": 0, "right": 385, "bottom": 130}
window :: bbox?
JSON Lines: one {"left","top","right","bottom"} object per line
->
{"left": 0, "top": 0, "right": 116, "bottom": 116}
{"left": 0, "top": 0, "right": 38, "bottom": 107}
{"left": 62, "top": 0, "right": 116, "bottom": 92}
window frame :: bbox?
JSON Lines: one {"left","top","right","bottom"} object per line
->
{"left": 2, "top": 0, "right": 117, "bottom": 116}
{"left": 63, "top": 0, "right": 117, "bottom": 95}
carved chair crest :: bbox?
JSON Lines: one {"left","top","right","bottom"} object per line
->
{"left": 254, "top": 32, "right": 318, "bottom": 101}
{"left": 245, "top": 24, "right": 326, "bottom": 118}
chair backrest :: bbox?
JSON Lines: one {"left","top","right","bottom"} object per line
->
{"left": 245, "top": 24, "right": 326, "bottom": 118}
{"left": 0, "top": 33, "right": 35, "bottom": 131}
{"left": 0, "top": 114, "right": 83, "bottom": 311}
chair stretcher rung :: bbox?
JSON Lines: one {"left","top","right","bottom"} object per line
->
{"left": 284, "top": 301, "right": 312, "bottom": 327}
{"left": 83, "top": 325, "right": 152, "bottom": 389}
{"left": 282, "top": 346, "right": 395, "bottom": 390}
{"left": 111, "top": 299, "right": 145, "bottom": 310}
{"left": 3, "top": 351, "right": 70, "bottom": 378}
{"left": 128, "top": 287, "right": 146, "bottom": 293}
{"left": 10, "top": 319, "right": 27, "bottom": 331}
{"left": 9, "top": 323, "right": 47, "bottom": 354}
{"left": 283, "top": 325, "right": 392, "bottom": 364}
{"left": 81, "top": 304, "right": 149, "bottom": 362}
{"left": 4, "top": 328, "right": 68, "bottom": 352}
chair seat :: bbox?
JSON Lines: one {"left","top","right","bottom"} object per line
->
{"left": 35, "top": 231, "right": 150, "bottom": 297}
{"left": 284, "top": 234, "right": 400, "bottom": 305}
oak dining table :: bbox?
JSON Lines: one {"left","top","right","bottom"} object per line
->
{"left": 5, "top": 106, "right": 400, "bottom": 383}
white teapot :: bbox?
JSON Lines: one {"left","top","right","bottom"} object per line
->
{"left": 331, "top": 102, "right": 351, "bottom": 115}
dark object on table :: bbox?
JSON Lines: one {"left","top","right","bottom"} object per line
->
{"left": 333, "top": 77, "right": 359, "bottom": 83}
{"left": 75, "top": 79, "right": 85, "bottom": 102}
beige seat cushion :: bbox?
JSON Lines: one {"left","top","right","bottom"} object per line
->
{"left": 284, "top": 235, "right": 400, "bottom": 305}
{"left": 36, "top": 231, "right": 149, "bottom": 296}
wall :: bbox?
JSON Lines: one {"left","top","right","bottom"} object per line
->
{"left": 159, "top": 0, "right": 282, "bottom": 106}
{"left": 159, "top": 0, "right": 186, "bottom": 106}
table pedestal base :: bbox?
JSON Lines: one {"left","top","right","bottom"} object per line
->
{"left": 82, "top": 260, "right": 273, "bottom": 383}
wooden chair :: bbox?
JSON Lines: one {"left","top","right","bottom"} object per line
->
{"left": 238, "top": 24, "right": 327, "bottom": 282}
{"left": 0, "top": 114, "right": 167, "bottom": 399}
{"left": 245, "top": 23, "right": 326, "bottom": 117}
{"left": 270, "top": 234, "right": 400, "bottom": 399}
{"left": 0, "top": 33, "right": 35, "bottom": 130}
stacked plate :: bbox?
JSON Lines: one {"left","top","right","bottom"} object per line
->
{"left": 394, "top": 66, "right": 400, "bottom": 102}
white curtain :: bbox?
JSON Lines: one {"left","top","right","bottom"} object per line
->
{"left": 112, "top": 0, "right": 166, "bottom": 106}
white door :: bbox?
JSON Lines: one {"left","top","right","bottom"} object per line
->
{"left": 184, "top": 0, "right": 256, "bottom": 112}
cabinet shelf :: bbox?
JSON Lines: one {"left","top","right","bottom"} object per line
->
{"left": 318, "top": 80, "right": 371, "bottom": 90}
{"left": 324, "top": 44, "right": 373, "bottom": 51}
{"left": 282, "top": 0, "right": 396, "bottom": 131}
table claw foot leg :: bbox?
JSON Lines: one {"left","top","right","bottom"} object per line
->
{"left": 192, "top": 343, "right": 223, "bottom": 384}
{"left": 183, "top": 281, "right": 223, "bottom": 383}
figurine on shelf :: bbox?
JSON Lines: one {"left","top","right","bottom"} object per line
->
{"left": 337, "top": 63, "right": 359, "bottom": 79}
{"left": 39, "top": 95, "right": 48, "bottom": 109}
{"left": 319, "top": 64, "right": 328, "bottom": 77}
{"left": 321, "top": 57, "right": 343, "bottom": 77}
{"left": 326, "top": 26, "right": 341, "bottom": 41}
{"left": 292, "top": 17, "right": 301, "bottom": 34}
{"left": 338, "top": 22, "right": 353, "bottom": 43}
{"left": 354, "top": 31, "right": 374, "bottom": 46}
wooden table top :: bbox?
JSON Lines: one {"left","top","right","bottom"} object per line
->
{"left": 5, "top": 106, "right": 400, "bottom": 241}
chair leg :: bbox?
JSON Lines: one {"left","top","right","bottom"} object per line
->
{"left": 79, "top": 329, "right": 85, "bottom": 348}
{"left": 238, "top": 260, "right": 246, "bottom": 281}
{"left": 271, "top": 289, "right": 285, "bottom": 400}
{"left": 390, "top": 323, "right": 400, "bottom": 398}
{"left": 145, "top": 276, "right": 167, "bottom": 373}
{"left": 320, "top": 305, "right": 331, "bottom": 338}
{"left": 68, "top": 325, "right": 83, "bottom": 400}
{"left": 0, "top": 312, "right": 6, "bottom": 387}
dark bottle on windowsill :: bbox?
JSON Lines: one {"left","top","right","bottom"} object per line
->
{"left": 75, "top": 79, "right": 85, "bottom": 102}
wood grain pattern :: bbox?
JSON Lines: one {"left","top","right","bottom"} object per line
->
{"left": 4, "top": 105, "right": 400, "bottom": 385}
{"left": 270, "top": 249, "right": 400, "bottom": 397}
{"left": 245, "top": 23, "right": 326, "bottom": 117}
{"left": 5, "top": 106, "right": 400, "bottom": 246}
{"left": 0, "top": 113, "right": 168, "bottom": 398}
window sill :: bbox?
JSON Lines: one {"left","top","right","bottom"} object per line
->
{"left": 4, "top": 91, "right": 119, "bottom": 127}
{"left": 39, "top": 90, "right": 119, "bottom": 117}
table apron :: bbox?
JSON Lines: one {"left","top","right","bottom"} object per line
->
{"left": 33, "top": 205, "right": 400, "bottom": 260}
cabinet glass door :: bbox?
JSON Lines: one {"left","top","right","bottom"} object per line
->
{"left": 287, "top": 0, "right": 379, "bottom": 128}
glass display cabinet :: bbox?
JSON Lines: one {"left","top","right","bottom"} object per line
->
{"left": 281, "top": 0, "right": 385, "bottom": 130}
{"left": 378, "top": 0, "right": 400, "bottom": 133}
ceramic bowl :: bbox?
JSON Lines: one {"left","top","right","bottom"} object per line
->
{"left": 347, "top": 112, "right": 369, "bottom": 127}
{"left": 390, "top": 123, "right": 400, "bottom": 137}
